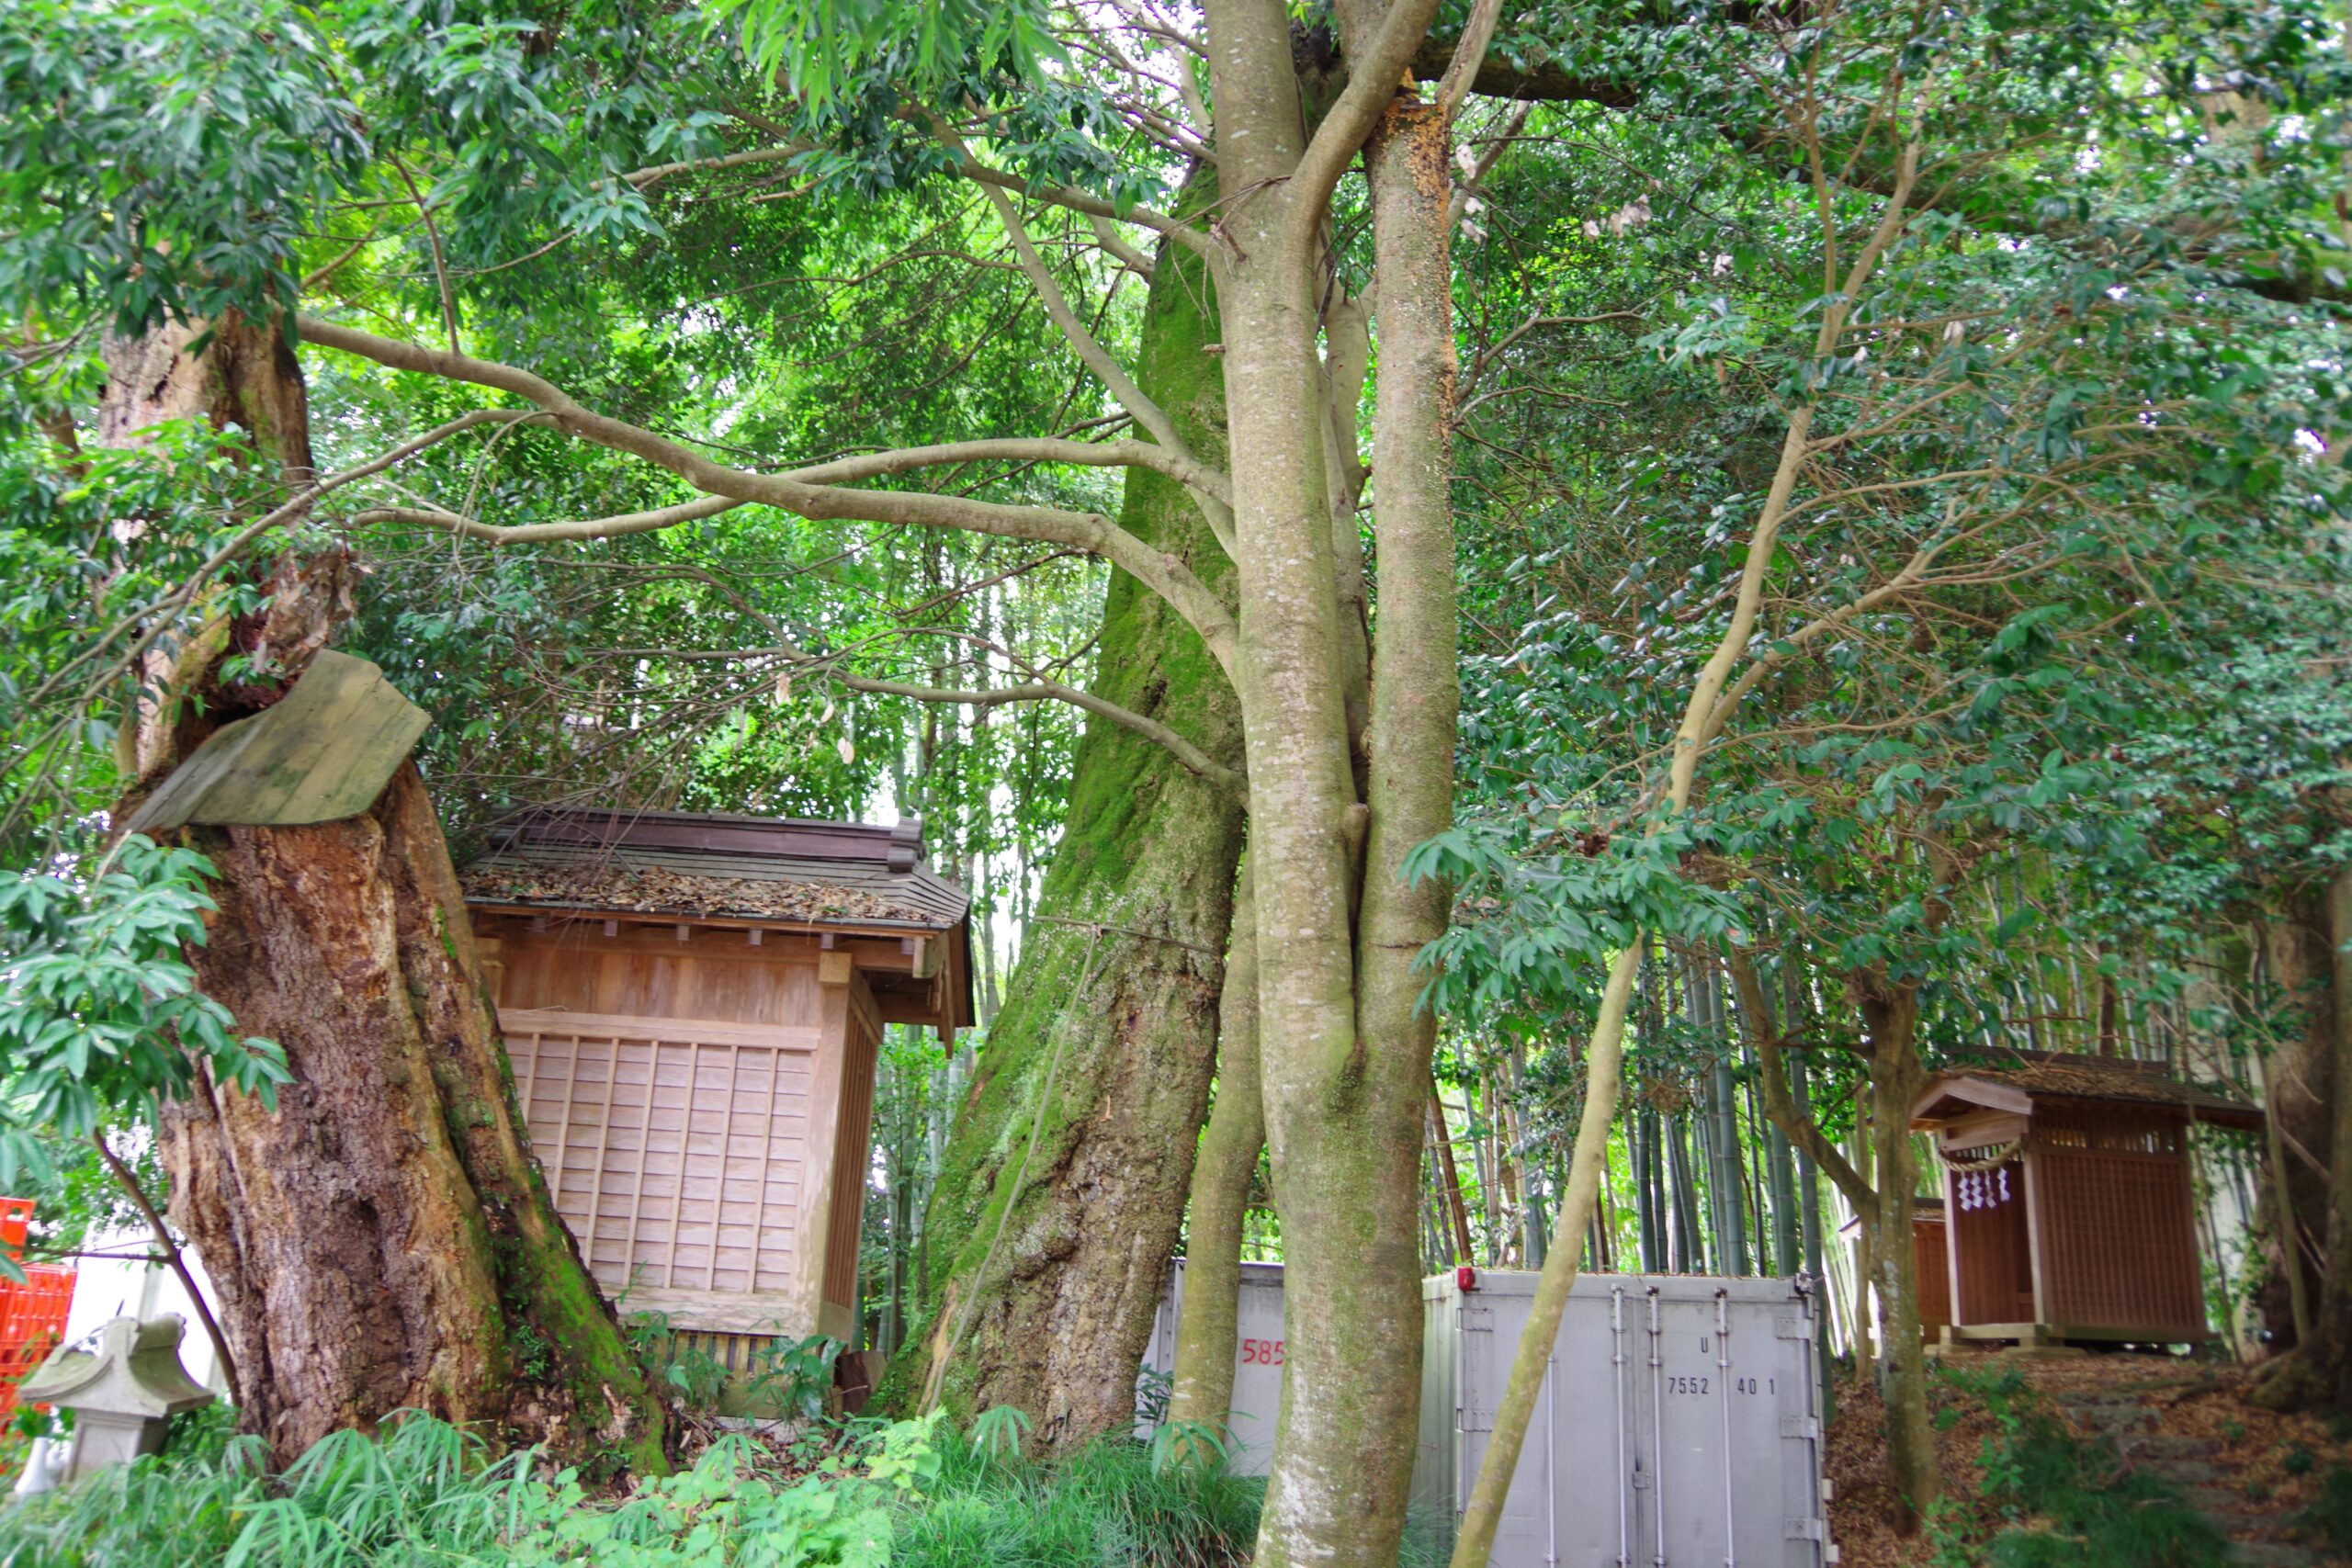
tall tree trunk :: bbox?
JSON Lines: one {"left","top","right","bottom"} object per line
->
{"left": 1854, "top": 979, "right": 1939, "bottom": 1526}
{"left": 1634, "top": 1101, "right": 1663, "bottom": 1272}
{"left": 886, "top": 175, "right": 1249, "bottom": 1446}
{"left": 2253, "top": 866, "right": 2352, "bottom": 1414}
{"left": 1219, "top": 73, "right": 1462, "bottom": 1562}
{"left": 1765, "top": 1075, "right": 1801, "bottom": 1275}
{"left": 1431, "top": 1078, "right": 1476, "bottom": 1263}
{"left": 1699, "top": 963, "right": 1751, "bottom": 1273}
{"left": 1791, "top": 1052, "right": 1834, "bottom": 1422}
{"left": 105, "top": 315, "right": 665, "bottom": 1471}
{"left": 1168, "top": 857, "right": 1261, "bottom": 1436}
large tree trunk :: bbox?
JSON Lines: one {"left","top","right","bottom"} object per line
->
{"left": 885, "top": 176, "right": 1249, "bottom": 1447}
{"left": 105, "top": 315, "right": 667, "bottom": 1471}
{"left": 2252, "top": 866, "right": 2352, "bottom": 1414}
{"left": 1269, "top": 86, "right": 1463, "bottom": 1563}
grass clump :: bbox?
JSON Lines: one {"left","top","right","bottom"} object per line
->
{"left": 0, "top": 1403, "right": 1329, "bottom": 1567}
{"left": 1928, "top": 1365, "right": 2226, "bottom": 1568}
{"left": 892, "top": 1414, "right": 1261, "bottom": 1568}
{"left": 0, "top": 1410, "right": 911, "bottom": 1566}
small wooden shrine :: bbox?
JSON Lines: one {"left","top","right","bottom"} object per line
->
{"left": 1910, "top": 1051, "right": 2260, "bottom": 1347}
{"left": 461, "top": 808, "right": 972, "bottom": 1358}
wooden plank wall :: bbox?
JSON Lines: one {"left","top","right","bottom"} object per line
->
{"left": 1913, "top": 1215, "right": 1953, "bottom": 1339}
{"left": 821, "top": 1012, "right": 880, "bottom": 1314}
{"left": 2029, "top": 1105, "right": 2205, "bottom": 1338}
{"left": 505, "top": 1011, "right": 820, "bottom": 1308}
{"left": 495, "top": 923, "right": 828, "bottom": 1029}
{"left": 1948, "top": 1158, "right": 2034, "bottom": 1325}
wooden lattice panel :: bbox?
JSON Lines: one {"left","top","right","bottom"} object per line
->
{"left": 503, "top": 1010, "right": 820, "bottom": 1311}
{"left": 2029, "top": 1106, "right": 2204, "bottom": 1338}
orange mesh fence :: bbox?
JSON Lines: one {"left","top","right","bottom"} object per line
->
{"left": 0, "top": 1265, "right": 75, "bottom": 1416}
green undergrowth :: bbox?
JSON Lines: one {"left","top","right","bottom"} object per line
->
{"left": 2294, "top": 1465, "right": 2352, "bottom": 1560}
{"left": 1926, "top": 1364, "right": 2227, "bottom": 1568}
{"left": 0, "top": 1404, "right": 1335, "bottom": 1567}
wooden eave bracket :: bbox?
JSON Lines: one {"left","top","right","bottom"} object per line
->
{"left": 1910, "top": 1074, "right": 2034, "bottom": 1128}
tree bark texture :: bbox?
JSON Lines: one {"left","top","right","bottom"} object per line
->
{"left": 2253, "top": 867, "right": 2352, "bottom": 1415}
{"left": 104, "top": 315, "right": 666, "bottom": 1471}
{"left": 884, "top": 178, "right": 1249, "bottom": 1448}
{"left": 167, "top": 766, "right": 666, "bottom": 1469}
{"left": 1853, "top": 980, "right": 1939, "bottom": 1527}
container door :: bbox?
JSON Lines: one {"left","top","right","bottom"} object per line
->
{"left": 1635, "top": 1286, "right": 1822, "bottom": 1568}
{"left": 1225, "top": 1267, "right": 1288, "bottom": 1476}
{"left": 1454, "top": 1289, "right": 1635, "bottom": 1568}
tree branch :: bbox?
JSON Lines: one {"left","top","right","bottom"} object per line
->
{"left": 838, "top": 672, "right": 1245, "bottom": 800}
{"left": 296, "top": 316, "right": 1243, "bottom": 675}
{"left": 92, "top": 1133, "right": 238, "bottom": 1401}
{"left": 352, "top": 495, "right": 742, "bottom": 543}
{"left": 1088, "top": 214, "right": 1159, "bottom": 279}
{"left": 1432, "top": 0, "right": 1507, "bottom": 121}
{"left": 1698, "top": 546, "right": 1936, "bottom": 746}
{"left": 1446, "top": 101, "right": 1529, "bottom": 232}
{"left": 1287, "top": 0, "right": 1444, "bottom": 256}
{"left": 1724, "top": 947, "right": 1877, "bottom": 1212}
{"left": 945, "top": 151, "right": 1213, "bottom": 257}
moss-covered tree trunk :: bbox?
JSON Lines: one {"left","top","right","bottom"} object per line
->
{"left": 885, "top": 175, "right": 1248, "bottom": 1447}
{"left": 2253, "top": 866, "right": 2352, "bottom": 1415}
{"left": 106, "top": 315, "right": 667, "bottom": 1471}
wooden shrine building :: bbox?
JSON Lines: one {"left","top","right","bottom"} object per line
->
{"left": 1910, "top": 1051, "right": 2260, "bottom": 1348}
{"left": 460, "top": 807, "right": 973, "bottom": 1354}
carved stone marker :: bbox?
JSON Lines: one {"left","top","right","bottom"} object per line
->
{"left": 17, "top": 1315, "right": 215, "bottom": 1480}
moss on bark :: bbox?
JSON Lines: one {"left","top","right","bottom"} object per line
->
{"left": 880, "top": 170, "right": 1247, "bottom": 1446}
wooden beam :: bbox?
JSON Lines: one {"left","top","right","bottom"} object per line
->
{"left": 462, "top": 899, "right": 946, "bottom": 946}
{"left": 1936, "top": 1111, "right": 2029, "bottom": 1151}
{"left": 470, "top": 917, "right": 921, "bottom": 974}
{"left": 1911, "top": 1073, "right": 2033, "bottom": 1124}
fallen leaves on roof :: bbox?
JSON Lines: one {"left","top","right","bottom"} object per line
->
{"left": 1945, "top": 1055, "right": 2256, "bottom": 1120}
{"left": 460, "top": 857, "right": 933, "bottom": 926}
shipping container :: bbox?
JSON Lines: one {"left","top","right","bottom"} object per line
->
{"left": 1136, "top": 1258, "right": 1288, "bottom": 1473}
{"left": 1140, "top": 1265, "right": 1835, "bottom": 1568}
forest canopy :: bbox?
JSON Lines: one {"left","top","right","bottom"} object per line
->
{"left": 0, "top": 0, "right": 2347, "bottom": 1564}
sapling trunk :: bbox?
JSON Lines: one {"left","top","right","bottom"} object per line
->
{"left": 1168, "top": 858, "right": 1261, "bottom": 1444}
